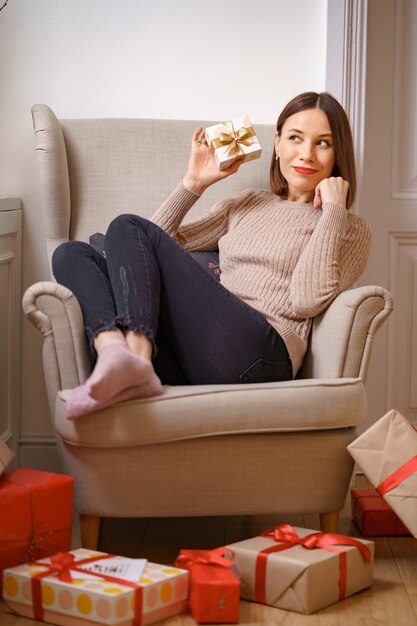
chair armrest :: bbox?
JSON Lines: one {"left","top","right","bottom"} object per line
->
{"left": 22, "top": 281, "right": 91, "bottom": 416}
{"left": 299, "top": 285, "right": 393, "bottom": 381}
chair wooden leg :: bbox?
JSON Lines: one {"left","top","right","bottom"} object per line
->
{"left": 320, "top": 511, "right": 340, "bottom": 533}
{"left": 79, "top": 515, "right": 101, "bottom": 550}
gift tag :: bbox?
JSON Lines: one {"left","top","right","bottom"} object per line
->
{"left": 78, "top": 557, "right": 148, "bottom": 582}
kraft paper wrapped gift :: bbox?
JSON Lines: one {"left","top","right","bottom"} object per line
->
{"left": 351, "top": 488, "right": 411, "bottom": 536}
{"left": 0, "top": 469, "right": 73, "bottom": 594}
{"left": 3, "top": 549, "right": 189, "bottom": 626}
{"left": 205, "top": 115, "right": 262, "bottom": 170}
{"left": 0, "top": 440, "right": 14, "bottom": 477}
{"left": 227, "top": 525, "right": 374, "bottom": 614}
{"left": 347, "top": 409, "right": 417, "bottom": 537}
{"left": 174, "top": 547, "right": 240, "bottom": 624}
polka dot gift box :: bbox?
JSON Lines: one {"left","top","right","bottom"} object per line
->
{"left": 2, "top": 548, "right": 189, "bottom": 626}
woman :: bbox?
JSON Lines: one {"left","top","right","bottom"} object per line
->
{"left": 53, "top": 91, "right": 371, "bottom": 419}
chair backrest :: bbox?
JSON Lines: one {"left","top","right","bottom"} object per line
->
{"left": 31, "top": 104, "right": 275, "bottom": 272}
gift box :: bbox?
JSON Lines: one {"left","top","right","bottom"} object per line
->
{"left": 226, "top": 524, "right": 374, "bottom": 614}
{"left": 347, "top": 409, "right": 417, "bottom": 537}
{"left": 0, "top": 468, "right": 73, "bottom": 593}
{"left": 205, "top": 115, "right": 262, "bottom": 170}
{"left": 3, "top": 549, "right": 189, "bottom": 626}
{"left": 174, "top": 547, "right": 240, "bottom": 623}
{"left": 351, "top": 488, "right": 411, "bottom": 536}
{"left": 0, "top": 440, "right": 14, "bottom": 477}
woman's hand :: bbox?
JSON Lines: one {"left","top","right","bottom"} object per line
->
{"left": 182, "top": 127, "right": 243, "bottom": 195}
{"left": 313, "top": 176, "right": 349, "bottom": 210}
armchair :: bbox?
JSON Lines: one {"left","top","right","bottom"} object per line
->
{"left": 23, "top": 104, "right": 393, "bottom": 549}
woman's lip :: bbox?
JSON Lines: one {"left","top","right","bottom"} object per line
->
{"left": 293, "top": 166, "right": 318, "bottom": 175}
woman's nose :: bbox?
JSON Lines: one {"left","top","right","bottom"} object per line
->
{"left": 300, "top": 142, "right": 314, "bottom": 161}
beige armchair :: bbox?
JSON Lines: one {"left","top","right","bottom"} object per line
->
{"left": 23, "top": 104, "right": 393, "bottom": 550}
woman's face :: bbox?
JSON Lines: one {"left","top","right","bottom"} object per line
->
{"left": 275, "top": 107, "right": 336, "bottom": 203}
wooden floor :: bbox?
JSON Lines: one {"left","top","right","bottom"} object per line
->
{"left": 2, "top": 474, "right": 416, "bottom": 625}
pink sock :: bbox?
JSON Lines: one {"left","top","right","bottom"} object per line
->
{"left": 87, "top": 340, "right": 161, "bottom": 401}
{"left": 66, "top": 377, "right": 164, "bottom": 420}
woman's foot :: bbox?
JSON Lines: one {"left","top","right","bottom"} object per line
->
{"left": 66, "top": 377, "right": 164, "bottom": 420}
{"left": 87, "top": 340, "right": 161, "bottom": 401}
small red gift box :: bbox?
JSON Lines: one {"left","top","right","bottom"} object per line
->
{"left": 175, "top": 547, "right": 240, "bottom": 624}
{"left": 351, "top": 488, "right": 411, "bottom": 536}
{"left": 0, "top": 468, "right": 73, "bottom": 592}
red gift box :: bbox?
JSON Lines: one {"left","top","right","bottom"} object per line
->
{"left": 351, "top": 488, "right": 411, "bottom": 536}
{"left": 175, "top": 547, "right": 240, "bottom": 624}
{"left": 0, "top": 468, "right": 73, "bottom": 592}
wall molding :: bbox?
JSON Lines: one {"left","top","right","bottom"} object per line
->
{"left": 19, "top": 434, "right": 57, "bottom": 448}
{"left": 391, "top": 0, "right": 417, "bottom": 200}
{"left": 326, "top": 0, "right": 368, "bottom": 217}
{"left": 0, "top": 251, "right": 15, "bottom": 447}
{"left": 387, "top": 232, "right": 417, "bottom": 418}
{"left": 0, "top": 205, "right": 22, "bottom": 461}
{"left": 19, "top": 435, "right": 62, "bottom": 472}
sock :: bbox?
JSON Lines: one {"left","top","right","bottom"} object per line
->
{"left": 66, "top": 377, "right": 164, "bottom": 420}
{"left": 87, "top": 340, "right": 161, "bottom": 401}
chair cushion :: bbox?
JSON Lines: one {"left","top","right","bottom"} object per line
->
{"left": 55, "top": 377, "right": 366, "bottom": 448}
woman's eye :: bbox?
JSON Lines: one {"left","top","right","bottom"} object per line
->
{"left": 289, "top": 135, "right": 300, "bottom": 142}
{"left": 318, "top": 139, "right": 332, "bottom": 147}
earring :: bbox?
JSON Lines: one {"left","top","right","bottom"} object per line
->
{"left": 275, "top": 154, "right": 279, "bottom": 161}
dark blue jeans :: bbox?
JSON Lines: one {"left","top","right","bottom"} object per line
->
{"left": 52, "top": 214, "right": 292, "bottom": 385}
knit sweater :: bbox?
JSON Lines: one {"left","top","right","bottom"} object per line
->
{"left": 151, "top": 182, "right": 372, "bottom": 377}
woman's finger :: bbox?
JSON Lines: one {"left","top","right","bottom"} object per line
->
{"left": 192, "top": 127, "right": 203, "bottom": 144}
{"left": 313, "top": 185, "right": 322, "bottom": 209}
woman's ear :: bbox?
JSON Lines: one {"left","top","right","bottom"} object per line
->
{"left": 274, "top": 133, "right": 280, "bottom": 158}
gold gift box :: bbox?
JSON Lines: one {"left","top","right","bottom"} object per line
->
{"left": 205, "top": 115, "right": 262, "bottom": 170}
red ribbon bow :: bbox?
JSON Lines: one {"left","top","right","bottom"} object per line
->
{"left": 46, "top": 552, "right": 78, "bottom": 582}
{"left": 175, "top": 547, "right": 235, "bottom": 570}
{"left": 255, "top": 524, "right": 372, "bottom": 604}
{"left": 30, "top": 551, "right": 143, "bottom": 625}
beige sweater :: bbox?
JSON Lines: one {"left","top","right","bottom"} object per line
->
{"left": 151, "top": 182, "right": 372, "bottom": 376}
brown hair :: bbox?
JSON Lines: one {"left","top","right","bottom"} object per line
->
{"left": 270, "top": 92, "right": 356, "bottom": 209}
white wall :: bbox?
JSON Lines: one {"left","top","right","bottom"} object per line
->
{"left": 0, "top": 0, "right": 327, "bottom": 468}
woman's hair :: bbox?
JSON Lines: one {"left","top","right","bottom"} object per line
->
{"left": 270, "top": 91, "right": 356, "bottom": 209}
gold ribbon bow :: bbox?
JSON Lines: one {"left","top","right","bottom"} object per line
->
{"left": 211, "top": 121, "right": 257, "bottom": 160}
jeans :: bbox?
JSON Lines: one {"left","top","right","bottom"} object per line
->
{"left": 52, "top": 214, "right": 292, "bottom": 385}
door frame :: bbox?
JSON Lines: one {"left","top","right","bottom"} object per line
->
{"left": 326, "top": 0, "right": 368, "bottom": 217}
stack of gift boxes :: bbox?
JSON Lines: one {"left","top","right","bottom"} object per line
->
{"left": 348, "top": 409, "right": 417, "bottom": 538}
{"left": 2, "top": 531, "right": 374, "bottom": 625}
{"left": 2, "top": 407, "right": 415, "bottom": 625}
{"left": 0, "top": 443, "right": 74, "bottom": 597}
